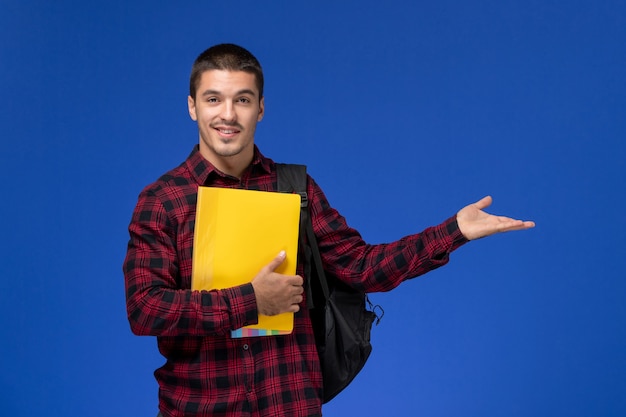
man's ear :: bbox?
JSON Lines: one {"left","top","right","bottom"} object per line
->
{"left": 257, "top": 96, "right": 265, "bottom": 122}
{"left": 187, "top": 96, "right": 198, "bottom": 121}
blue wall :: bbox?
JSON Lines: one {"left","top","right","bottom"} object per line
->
{"left": 1, "top": 1, "right": 624, "bottom": 416}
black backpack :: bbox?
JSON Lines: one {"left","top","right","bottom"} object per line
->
{"left": 277, "top": 164, "right": 383, "bottom": 403}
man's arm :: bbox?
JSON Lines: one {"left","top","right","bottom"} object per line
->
{"left": 306, "top": 180, "right": 533, "bottom": 293}
{"left": 456, "top": 196, "right": 535, "bottom": 240}
{"left": 306, "top": 177, "right": 469, "bottom": 293}
{"left": 123, "top": 190, "right": 259, "bottom": 337}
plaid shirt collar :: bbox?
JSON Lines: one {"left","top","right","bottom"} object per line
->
{"left": 184, "top": 144, "right": 273, "bottom": 185}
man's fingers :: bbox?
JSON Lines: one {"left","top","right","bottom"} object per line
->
{"left": 502, "top": 219, "right": 536, "bottom": 231}
{"left": 254, "top": 252, "right": 305, "bottom": 316}
{"left": 285, "top": 275, "right": 304, "bottom": 287}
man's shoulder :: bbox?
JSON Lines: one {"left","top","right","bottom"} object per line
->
{"left": 139, "top": 159, "right": 195, "bottom": 200}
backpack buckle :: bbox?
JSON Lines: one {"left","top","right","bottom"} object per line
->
{"left": 297, "top": 191, "right": 308, "bottom": 208}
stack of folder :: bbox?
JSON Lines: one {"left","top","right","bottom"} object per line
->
{"left": 191, "top": 187, "right": 301, "bottom": 337}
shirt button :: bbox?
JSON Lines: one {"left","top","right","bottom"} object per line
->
{"left": 243, "top": 344, "right": 249, "bottom": 350}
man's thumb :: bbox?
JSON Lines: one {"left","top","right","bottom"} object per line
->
{"left": 267, "top": 250, "right": 286, "bottom": 271}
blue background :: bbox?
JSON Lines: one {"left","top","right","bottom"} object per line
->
{"left": 1, "top": 1, "right": 625, "bottom": 416}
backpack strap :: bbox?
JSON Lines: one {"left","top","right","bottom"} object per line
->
{"left": 276, "top": 164, "right": 330, "bottom": 309}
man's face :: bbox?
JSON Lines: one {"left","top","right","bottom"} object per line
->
{"left": 188, "top": 70, "right": 264, "bottom": 172}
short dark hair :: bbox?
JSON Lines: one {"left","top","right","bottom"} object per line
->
{"left": 189, "top": 43, "right": 264, "bottom": 100}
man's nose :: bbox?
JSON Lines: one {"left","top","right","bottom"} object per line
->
{"left": 220, "top": 102, "right": 236, "bottom": 121}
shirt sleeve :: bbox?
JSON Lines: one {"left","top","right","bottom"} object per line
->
{"left": 307, "top": 176, "right": 468, "bottom": 293}
{"left": 123, "top": 187, "right": 259, "bottom": 337}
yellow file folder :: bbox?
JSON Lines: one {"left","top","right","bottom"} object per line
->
{"left": 191, "top": 187, "right": 301, "bottom": 337}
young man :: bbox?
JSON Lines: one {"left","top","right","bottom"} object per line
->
{"left": 123, "top": 43, "right": 534, "bottom": 417}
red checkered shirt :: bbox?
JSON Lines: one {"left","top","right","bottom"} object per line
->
{"left": 123, "top": 145, "right": 468, "bottom": 417}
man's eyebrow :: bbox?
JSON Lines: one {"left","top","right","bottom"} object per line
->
{"left": 201, "top": 89, "right": 220, "bottom": 97}
{"left": 236, "top": 89, "right": 257, "bottom": 97}
{"left": 200, "top": 89, "right": 257, "bottom": 97}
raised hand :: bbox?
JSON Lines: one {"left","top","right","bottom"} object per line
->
{"left": 456, "top": 196, "right": 535, "bottom": 240}
{"left": 251, "top": 251, "right": 304, "bottom": 316}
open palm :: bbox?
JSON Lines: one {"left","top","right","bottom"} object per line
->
{"left": 456, "top": 196, "right": 535, "bottom": 240}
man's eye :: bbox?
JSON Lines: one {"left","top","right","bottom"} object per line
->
{"left": 237, "top": 97, "right": 251, "bottom": 103}
{"left": 206, "top": 97, "right": 218, "bottom": 103}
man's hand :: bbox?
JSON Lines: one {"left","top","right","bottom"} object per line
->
{"left": 251, "top": 251, "right": 304, "bottom": 316}
{"left": 457, "top": 196, "right": 535, "bottom": 240}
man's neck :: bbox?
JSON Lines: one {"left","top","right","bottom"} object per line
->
{"left": 199, "top": 148, "right": 253, "bottom": 179}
